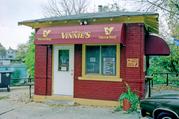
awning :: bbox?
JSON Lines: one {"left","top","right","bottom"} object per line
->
{"left": 35, "top": 24, "right": 125, "bottom": 45}
{"left": 145, "top": 35, "right": 170, "bottom": 55}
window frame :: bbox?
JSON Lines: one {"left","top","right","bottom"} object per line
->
{"left": 79, "top": 44, "right": 121, "bottom": 82}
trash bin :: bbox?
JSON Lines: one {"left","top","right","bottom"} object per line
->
{"left": 0, "top": 71, "right": 12, "bottom": 92}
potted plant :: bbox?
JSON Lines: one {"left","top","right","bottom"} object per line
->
{"left": 115, "top": 83, "right": 139, "bottom": 112}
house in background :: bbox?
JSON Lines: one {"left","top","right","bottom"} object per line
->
{"left": 0, "top": 44, "right": 27, "bottom": 84}
{"left": 0, "top": 45, "right": 17, "bottom": 66}
{"left": 19, "top": 11, "right": 170, "bottom": 106}
{"left": 6, "top": 47, "right": 16, "bottom": 59}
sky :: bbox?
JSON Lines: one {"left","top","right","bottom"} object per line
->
{"left": 0, "top": 0, "right": 48, "bottom": 49}
{"left": 0, "top": 0, "right": 138, "bottom": 49}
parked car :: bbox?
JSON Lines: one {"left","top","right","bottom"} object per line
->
{"left": 140, "top": 94, "right": 179, "bottom": 119}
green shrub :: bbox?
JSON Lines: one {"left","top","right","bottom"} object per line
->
{"left": 115, "top": 83, "right": 139, "bottom": 113}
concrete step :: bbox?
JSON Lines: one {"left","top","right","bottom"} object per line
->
{"left": 45, "top": 100, "right": 75, "bottom": 106}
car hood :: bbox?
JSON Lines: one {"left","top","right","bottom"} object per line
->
{"left": 141, "top": 94, "right": 179, "bottom": 107}
{"left": 149, "top": 94, "right": 179, "bottom": 99}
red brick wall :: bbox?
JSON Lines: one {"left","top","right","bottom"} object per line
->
{"left": 74, "top": 23, "right": 145, "bottom": 101}
{"left": 125, "top": 23, "right": 145, "bottom": 97}
{"left": 47, "top": 46, "right": 52, "bottom": 95}
{"left": 34, "top": 45, "right": 52, "bottom": 95}
{"left": 74, "top": 45, "right": 125, "bottom": 101}
{"left": 34, "top": 23, "right": 145, "bottom": 100}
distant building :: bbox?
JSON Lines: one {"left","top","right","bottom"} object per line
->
{"left": 0, "top": 44, "right": 17, "bottom": 66}
{"left": 6, "top": 47, "right": 16, "bottom": 59}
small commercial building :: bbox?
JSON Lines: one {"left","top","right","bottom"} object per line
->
{"left": 19, "top": 12, "right": 170, "bottom": 106}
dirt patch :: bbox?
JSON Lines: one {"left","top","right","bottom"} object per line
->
{"left": 0, "top": 86, "right": 33, "bottom": 103}
{"left": 0, "top": 96, "right": 8, "bottom": 100}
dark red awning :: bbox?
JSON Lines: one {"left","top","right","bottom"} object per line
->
{"left": 145, "top": 35, "right": 170, "bottom": 55}
{"left": 35, "top": 24, "right": 125, "bottom": 45}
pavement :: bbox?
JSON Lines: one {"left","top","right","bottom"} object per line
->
{"left": 0, "top": 86, "right": 144, "bottom": 119}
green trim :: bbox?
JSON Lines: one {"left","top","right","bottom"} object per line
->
{"left": 19, "top": 14, "right": 159, "bottom": 33}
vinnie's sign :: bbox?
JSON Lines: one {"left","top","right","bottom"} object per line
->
{"left": 35, "top": 24, "right": 124, "bottom": 44}
{"left": 61, "top": 31, "right": 91, "bottom": 39}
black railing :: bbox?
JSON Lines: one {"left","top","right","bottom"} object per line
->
{"left": 145, "top": 72, "right": 179, "bottom": 97}
{"left": 151, "top": 72, "right": 179, "bottom": 87}
{"left": 11, "top": 76, "right": 34, "bottom": 99}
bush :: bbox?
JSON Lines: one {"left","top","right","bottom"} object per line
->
{"left": 115, "top": 83, "right": 139, "bottom": 113}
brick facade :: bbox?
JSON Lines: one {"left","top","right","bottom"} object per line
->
{"left": 34, "top": 45, "right": 52, "bottom": 95}
{"left": 125, "top": 23, "right": 145, "bottom": 97}
{"left": 34, "top": 23, "right": 145, "bottom": 100}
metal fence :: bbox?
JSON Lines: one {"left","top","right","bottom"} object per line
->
{"left": 145, "top": 72, "right": 179, "bottom": 97}
{"left": 151, "top": 72, "right": 179, "bottom": 87}
{"left": 11, "top": 77, "right": 34, "bottom": 99}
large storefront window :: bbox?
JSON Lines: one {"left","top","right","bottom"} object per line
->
{"left": 86, "top": 46, "right": 116, "bottom": 76}
{"left": 80, "top": 44, "right": 121, "bottom": 81}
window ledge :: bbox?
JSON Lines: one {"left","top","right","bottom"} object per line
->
{"left": 78, "top": 76, "right": 122, "bottom": 82}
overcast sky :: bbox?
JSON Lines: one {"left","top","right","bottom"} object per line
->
{"left": 0, "top": 0, "right": 137, "bottom": 49}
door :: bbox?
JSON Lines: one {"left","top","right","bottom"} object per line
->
{"left": 53, "top": 45, "right": 74, "bottom": 96}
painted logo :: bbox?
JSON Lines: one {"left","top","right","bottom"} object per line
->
{"left": 104, "top": 27, "right": 114, "bottom": 35}
{"left": 98, "top": 26, "right": 116, "bottom": 40}
{"left": 42, "top": 30, "right": 51, "bottom": 38}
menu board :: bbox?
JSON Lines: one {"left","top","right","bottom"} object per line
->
{"left": 103, "top": 57, "right": 115, "bottom": 75}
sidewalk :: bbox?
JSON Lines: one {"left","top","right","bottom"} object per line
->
{"left": 0, "top": 86, "right": 142, "bottom": 119}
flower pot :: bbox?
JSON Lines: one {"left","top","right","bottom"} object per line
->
{"left": 123, "top": 99, "right": 131, "bottom": 111}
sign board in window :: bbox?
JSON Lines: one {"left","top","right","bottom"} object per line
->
{"left": 89, "top": 57, "right": 96, "bottom": 63}
{"left": 86, "top": 46, "right": 100, "bottom": 74}
{"left": 103, "top": 58, "right": 116, "bottom": 75}
{"left": 58, "top": 50, "right": 69, "bottom": 71}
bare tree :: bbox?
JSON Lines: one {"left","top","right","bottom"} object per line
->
{"left": 143, "top": 0, "right": 178, "bottom": 13}
{"left": 138, "top": 0, "right": 179, "bottom": 38}
{"left": 42, "top": 0, "right": 89, "bottom": 17}
{"left": 0, "top": 43, "right": 6, "bottom": 59}
{"left": 108, "top": 0, "right": 178, "bottom": 39}
{"left": 98, "top": 3, "right": 126, "bottom": 12}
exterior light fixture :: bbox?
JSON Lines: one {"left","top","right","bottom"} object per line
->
{"left": 80, "top": 20, "right": 88, "bottom": 25}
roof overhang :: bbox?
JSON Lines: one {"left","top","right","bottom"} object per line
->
{"left": 18, "top": 12, "right": 159, "bottom": 34}
{"left": 35, "top": 23, "right": 125, "bottom": 45}
{"left": 145, "top": 35, "right": 170, "bottom": 56}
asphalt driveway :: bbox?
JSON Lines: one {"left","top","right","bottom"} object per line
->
{"left": 0, "top": 86, "right": 142, "bottom": 119}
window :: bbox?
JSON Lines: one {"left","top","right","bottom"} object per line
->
{"left": 58, "top": 50, "right": 69, "bottom": 71}
{"left": 86, "top": 46, "right": 100, "bottom": 74}
{"left": 84, "top": 45, "right": 119, "bottom": 78}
